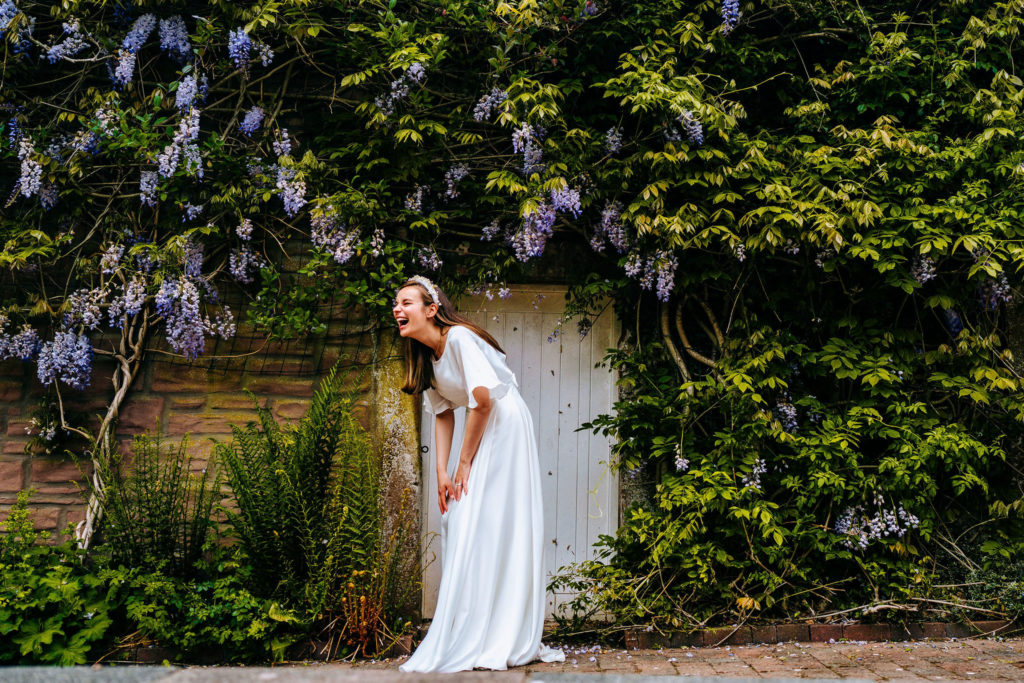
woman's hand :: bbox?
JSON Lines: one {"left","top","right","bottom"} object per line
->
{"left": 437, "top": 472, "right": 456, "bottom": 514}
{"left": 453, "top": 461, "right": 471, "bottom": 501}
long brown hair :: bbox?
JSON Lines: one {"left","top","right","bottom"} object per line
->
{"left": 397, "top": 278, "right": 504, "bottom": 395}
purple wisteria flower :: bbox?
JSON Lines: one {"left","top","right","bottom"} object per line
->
{"left": 240, "top": 106, "right": 265, "bottom": 136}
{"left": 512, "top": 123, "right": 545, "bottom": 174}
{"left": 0, "top": 1, "right": 20, "bottom": 39}
{"left": 590, "top": 201, "right": 627, "bottom": 253}
{"left": 605, "top": 127, "right": 623, "bottom": 154}
{"left": 100, "top": 244, "right": 124, "bottom": 274}
{"left": 509, "top": 202, "right": 556, "bottom": 261}
{"left": 473, "top": 87, "right": 508, "bottom": 122}
{"left": 375, "top": 62, "right": 427, "bottom": 117}
{"left": 550, "top": 186, "right": 581, "bottom": 218}
{"left": 774, "top": 398, "right": 798, "bottom": 433}
{"left": 369, "top": 228, "right": 385, "bottom": 257}
{"left": 444, "top": 164, "right": 469, "bottom": 199}
{"left": 624, "top": 249, "right": 677, "bottom": 301}
{"left": 19, "top": 149, "right": 42, "bottom": 199}
{"left": 175, "top": 74, "right": 198, "bottom": 111}
{"left": 156, "top": 277, "right": 208, "bottom": 359}
{"left": 310, "top": 208, "right": 359, "bottom": 265}
{"left": 139, "top": 171, "right": 158, "bottom": 207}
{"left": 228, "top": 246, "right": 264, "bottom": 284}
{"left": 741, "top": 458, "right": 767, "bottom": 489}
{"left": 275, "top": 167, "right": 307, "bottom": 217}
{"left": 272, "top": 129, "right": 292, "bottom": 156}
{"left": 39, "top": 183, "right": 58, "bottom": 210}
{"left": 107, "top": 275, "right": 146, "bottom": 327}
{"left": 834, "top": 494, "right": 920, "bottom": 551}
{"left": 679, "top": 110, "right": 704, "bottom": 145}
{"left": 256, "top": 42, "right": 274, "bottom": 67}
{"left": 236, "top": 218, "right": 253, "bottom": 240}
{"left": 181, "top": 203, "right": 203, "bottom": 222}
{"left": 228, "top": 28, "right": 251, "bottom": 73}
{"left": 66, "top": 288, "right": 105, "bottom": 330}
{"left": 46, "top": 19, "right": 87, "bottom": 63}
{"left": 417, "top": 246, "right": 442, "bottom": 271}
{"left": 721, "top": 0, "right": 740, "bottom": 35}
{"left": 482, "top": 219, "right": 501, "bottom": 241}
{"left": 37, "top": 331, "right": 93, "bottom": 390}
{"left": 911, "top": 256, "right": 936, "bottom": 284}
{"left": 122, "top": 13, "right": 156, "bottom": 52}
{"left": 158, "top": 15, "right": 190, "bottom": 62}
{"left": 979, "top": 273, "right": 1013, "bottom": 311}
{"left": 405, "top": 185, "right": 428, "bottom": 213}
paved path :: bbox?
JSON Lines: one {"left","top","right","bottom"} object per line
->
{"left": 3, "top": 639, "right": 1022, "bottom": 682}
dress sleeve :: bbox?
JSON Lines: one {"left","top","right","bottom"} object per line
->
{"left": 448, "top": 328, "right": 511, "bottom": 409}
{"left": 423, "top": 386, "right": 454, "bottom": 415}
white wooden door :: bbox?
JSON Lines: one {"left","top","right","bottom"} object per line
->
{"left": 419, "top": 284, "right": 618, "bottom": 618}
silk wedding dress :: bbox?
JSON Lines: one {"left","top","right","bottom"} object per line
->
{"left": 399, "top": 325, "right": 565, "bottom": 673}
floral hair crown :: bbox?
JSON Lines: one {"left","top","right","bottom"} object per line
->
{"left": 410, "top": 275, "right": 441, "bottom": 306}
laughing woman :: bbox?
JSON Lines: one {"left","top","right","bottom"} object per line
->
{"left": 393, "top": 276, "right": 565, "bottom": 673}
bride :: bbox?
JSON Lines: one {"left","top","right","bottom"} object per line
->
{"left": 393, "top": 275, "right": 565, "bottom": 673}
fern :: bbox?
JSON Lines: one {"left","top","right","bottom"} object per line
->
{"left": 218, "top": 362, "right": 420, "bottom": 656}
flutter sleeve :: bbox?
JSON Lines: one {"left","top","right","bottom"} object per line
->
{"left": 448, "top": 327, "right": 512, "bottom": 410}
{"left": 423, "top": 386, "right": 454, "bottom": 415}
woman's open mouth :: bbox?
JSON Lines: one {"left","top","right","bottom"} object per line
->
{"left": 396, "top": 317, "right": 409, "bottom": 330}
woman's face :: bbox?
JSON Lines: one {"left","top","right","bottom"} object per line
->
{"left": 393, "top": 285, "right": 437, "bottom": 337}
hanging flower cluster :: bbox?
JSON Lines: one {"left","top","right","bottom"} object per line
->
{"left": 46, "top": 19, "right": 87, "bottom": 63}
{"left": 590, "top": 201, "right": 628, "bottom": 253}
{"left": 834, "top": 495, "right": 920, "bottom": 551}
{"left": 0, "top": 315, "right": 41, "bottom": 361}
{"left": 512, "top": 123, "right": 545, "bottom": 174}
{"left": 473, "top": 87, "right": 508, "bottom": 122}
{"left": 624, "top": 249, "right": 678, "bottom": 301}
{"left": 375, "top": 62, "right": 427, "bottom": 117}
{"left": 310, "top": 206, "right": 359, "bottom": 265}
{"left": 114, "top": 14, "right": 156, "bottom": 87}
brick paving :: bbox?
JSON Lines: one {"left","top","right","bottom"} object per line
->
{"left": 341, "top": 637, "right": 1024, "bottom": 680}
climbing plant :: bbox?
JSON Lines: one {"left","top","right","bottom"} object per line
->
{"left": 0, "top": 0, "right": 1022, "bottom": 627}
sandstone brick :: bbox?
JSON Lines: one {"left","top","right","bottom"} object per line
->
{"left": 272, "top": 399, "right": 311, "bottom": 421}
{"left": 31, "top": 458, "right": 88, "bottom": 494}
{"left": 118, "top": 396, "right": 165, "bottom": 432}
{"left": 3, "top": 440, "right": 28, "bottom": 455}
{"left": 208, "top": 394, "right": 257, "bottom": 411}
{"left": 244, "top": 376, "right": 315, "bottom": 397}
{"left": 31, "top": 506, "right": 60, "bottom": 530}
{"left": 166, "top": 412, "right": 251, "bottom": 436}
{"left": 169, "top": 396, "right": 206, "bottom": 410}
{"left": 152, "top": 363, "right": 241, "bottom": 393}
{"left": 0, "top": 379, "right": 22, "bottom": 402}
{"left": 65, "top": 506, "right": 87, "bottom": 528}
{"left": 843, "top": 623, "right": 891, "bottom": 641}
{"left": 6, "top": 417, "right": 32, "bottom": 437}
{"left": 0, "top": 459, "right": 25, "bottom": 491}
{"left": 809, "top": 624, "right": 844, "bottom": 642}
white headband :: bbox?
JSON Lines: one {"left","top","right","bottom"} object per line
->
{"left": 410, "top": 275, "right": 440, "bottom": 306}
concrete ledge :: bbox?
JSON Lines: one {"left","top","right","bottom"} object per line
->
{"left": 623, "top": 619, "right": 1016, "bottom": 649}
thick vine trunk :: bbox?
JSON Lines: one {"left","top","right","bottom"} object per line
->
{"left": 75, "top": 310, "right": 150, "bottom": 550}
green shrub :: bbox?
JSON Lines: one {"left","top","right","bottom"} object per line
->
{"left": 104, "top": 545, "right": 298, "bottom": 663}
{"left": 95, "top": 432, "right": 219, "bottom": 577}
{"left": 0, "top": 492, "right": 115, "bottom": 665}
{"left": 217, "top": 364, "right": 418, "bottom": 656}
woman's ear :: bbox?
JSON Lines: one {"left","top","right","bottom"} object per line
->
{"left": 426, "top": 302, "right": 438, "bottom": 320}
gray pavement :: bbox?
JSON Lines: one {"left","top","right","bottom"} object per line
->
{"left": 0, "top": 671, "right": 878, "bottom": 683}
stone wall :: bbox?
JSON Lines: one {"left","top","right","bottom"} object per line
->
{"left": 0, "top": 327, "right": 421, "bottom": 545}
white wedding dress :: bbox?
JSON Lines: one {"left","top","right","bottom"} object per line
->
{"left": 399, "top": 325, "right": 566, "bottom": 673}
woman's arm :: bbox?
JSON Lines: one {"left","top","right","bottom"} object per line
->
{"left": 435, "top": 408, "right": 456, "bottom": 513}
{"left": 453, "top": 386, "right": 491, "bottom": 499}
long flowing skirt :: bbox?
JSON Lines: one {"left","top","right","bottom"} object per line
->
{"left": 399, "top": 389, "right": 565, "bottom": 673}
